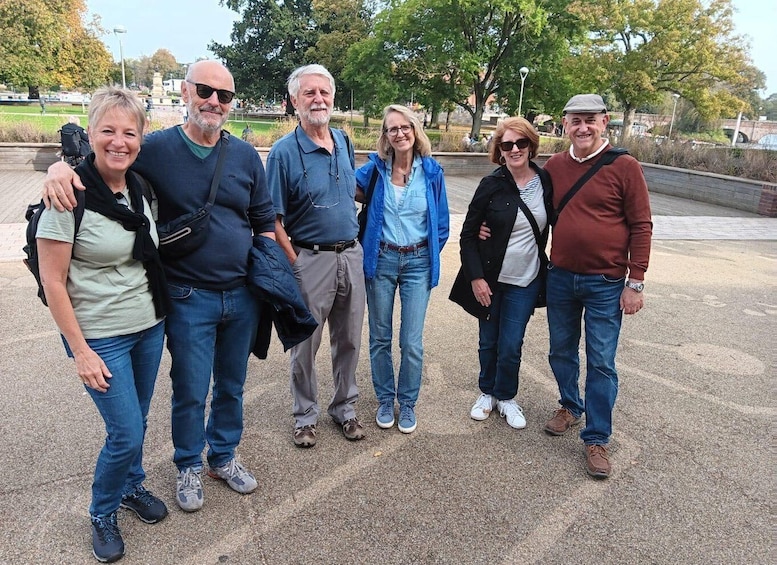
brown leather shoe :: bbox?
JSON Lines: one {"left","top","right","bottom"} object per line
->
{"left": 585, "top": 444, "right": 611, "bottom": 479}
{"left": 341, "top": 418, "right": 366, "bottom": 441}
{"left": 544, "top": 408, "right": 582, "bottom": 436}
{"left": 293, "top": 425, "right": 317, "bottom": 448}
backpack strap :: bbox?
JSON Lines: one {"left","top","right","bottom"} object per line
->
{"left": 551, "top": 147, "right": 628, "bottom": 226}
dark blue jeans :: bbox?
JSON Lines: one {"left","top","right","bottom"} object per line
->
{"left": 546, "top": 264, "right": 624, "bottom": 445}
{"left": 166, "top": 284, "right": 259, "bottom": 471}
{"left": 477, "top": 278, "right": 540, "bottom": 401}
{"left": 71, "top": 320, "right": 165, "bottom": 517}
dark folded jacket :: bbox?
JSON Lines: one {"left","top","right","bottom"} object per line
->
{"left": 248, "top": 235, "right": 318, "bottom": 358}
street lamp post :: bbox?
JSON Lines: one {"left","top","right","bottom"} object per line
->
{"left": 668, "top": 93, "right": 680, "bottom": 141}
{"left": 518, "top": 67, "right": 529, "bottom": 117}
{"left": 113, "top": 26, "right": 127, "bottom": 88}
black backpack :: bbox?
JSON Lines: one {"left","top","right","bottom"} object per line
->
{"left": 23, "top": 190, "right": 86, "bottom": 306}
{"left": 59, "top": 124, "right": 87, "bottom": 158}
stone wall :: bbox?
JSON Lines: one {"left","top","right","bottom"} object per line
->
{"left": 2, "top": 143, "right": 774, "bottom": 217}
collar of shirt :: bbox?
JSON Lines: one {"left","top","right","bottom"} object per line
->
{"left": 569, "top": 139, "right": 610, "bottom": 163}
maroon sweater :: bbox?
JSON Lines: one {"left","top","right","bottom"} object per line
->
{"left": 544, "top": 149, "right": 652, "bottom": 280}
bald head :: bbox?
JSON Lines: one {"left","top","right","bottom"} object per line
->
{"left": 185, "top": 60, "right": 235, "bottom": 92}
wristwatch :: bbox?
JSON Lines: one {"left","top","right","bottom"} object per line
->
{"left": 626, "top": 280, "right": 644, "bottom": 293}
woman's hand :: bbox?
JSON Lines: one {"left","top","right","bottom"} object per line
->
{"left": 471, "top": 278, "right": 492, "bottom": 307}
{"left": 73, "top": 347, "right": 112, "bottom": 393}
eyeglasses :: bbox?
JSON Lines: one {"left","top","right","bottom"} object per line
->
{"left": 186, "top": 81, "right": 235, "bottom": 104}
{"left": 499, "top": 138, "right": 531, "bottom": 151}
{"left": 385, "top": 124, "right": 413, "bottom": 137}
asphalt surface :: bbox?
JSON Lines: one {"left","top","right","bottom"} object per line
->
{"left": 0, "top": 170, "right": 774, "bottom": 564}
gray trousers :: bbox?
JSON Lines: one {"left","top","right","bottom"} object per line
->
{"left": 290, "top": 243, "right": 366, "bottom": 427}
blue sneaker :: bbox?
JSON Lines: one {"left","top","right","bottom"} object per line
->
{"left": 91, "top": 512, "right": 124, "bottom": 563}
{"left": 376, "top": 402, "right": 395, "bottom": 429}
{"left": 398, "top": 405, "right": 417, "bottom": 434}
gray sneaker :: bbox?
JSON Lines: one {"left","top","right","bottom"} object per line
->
{"left": 176, "top": 467, "right": 204, "bottom": 512}
{"left": 207, "top": 458, "right": 258, "bottom": 494}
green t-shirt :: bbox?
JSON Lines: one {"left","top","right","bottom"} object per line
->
{"left": 36, "top": 192, "right": 162, "bottom": 339}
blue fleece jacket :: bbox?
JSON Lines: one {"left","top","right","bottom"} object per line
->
{"left": 355, "top": 153, "right": 450, "bottom": 287}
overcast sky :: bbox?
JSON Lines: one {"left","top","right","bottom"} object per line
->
{"left": 87, "top": 0, "right": 777, "bottom": 95}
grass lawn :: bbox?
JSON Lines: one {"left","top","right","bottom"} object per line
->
{"left": 0, "top": 104, "right": 280, "bottom": 140}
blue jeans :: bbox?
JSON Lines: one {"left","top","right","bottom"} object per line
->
{"left": 366, "top": 245, "right": 431, "bottom": 408}
{"left": 546, "top": 264, "right": 624, "bottom": 445}
{"left": 166, "top": 284, "right": 259, "bottom": 471}
{"left": 477, "top": 278, "right": 540, "bottom": 400}
{"left": 67, "top": 321, "right": 165, "bottom": 517}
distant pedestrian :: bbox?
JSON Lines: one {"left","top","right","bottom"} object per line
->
{"left": 39, "top": 96, "right": 46, "bottom": 114}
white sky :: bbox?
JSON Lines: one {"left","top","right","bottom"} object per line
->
{"left": 87, "top": 0, "right": 777, "bottom": 95}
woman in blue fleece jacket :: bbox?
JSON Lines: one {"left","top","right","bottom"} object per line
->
{"left": 355, "top": 104, "right": 449, "bottom": 434}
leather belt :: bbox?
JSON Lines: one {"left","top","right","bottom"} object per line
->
{"left": 381, "top": 240, "right": 428, "bottom": 253}
{"left": 294, "top": 239, "right": 357, "bottom": 253}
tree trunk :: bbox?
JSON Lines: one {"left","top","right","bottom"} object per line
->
{"left": 29, "top": 86, "right": 40, "bottom": 99}
{"left": 621, "top": 105, "right": 635, "bottom": 142}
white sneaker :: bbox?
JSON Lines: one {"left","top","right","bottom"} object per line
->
{"left": 497, "top": 399, "right": 526, "bottom": 429}
{"left": 470, "top": 393, "right": 496, "bottom": 421}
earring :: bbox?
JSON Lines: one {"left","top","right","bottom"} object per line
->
{"left": 499, "top": 155, "right": 506, "bottom": 164}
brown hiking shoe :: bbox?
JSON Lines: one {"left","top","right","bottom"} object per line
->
{"left": 293, "top": 425, "right": 317, "bottom": 448}
{"left": 341, "top": 418, "right": 366, "bottom": 441}
{"left": 585, "top": 444, "right": 611, "bottom": 479}
{"left": 544, "top": 408, "right": 582, "bottom": 436}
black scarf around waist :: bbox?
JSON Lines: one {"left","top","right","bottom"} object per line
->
{"left": 75, "top": 155, "right": 171, "bottom": 318}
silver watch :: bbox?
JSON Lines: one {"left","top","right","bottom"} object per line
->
{"left": 626, "top": 280, "right": 644, "bottom": 293}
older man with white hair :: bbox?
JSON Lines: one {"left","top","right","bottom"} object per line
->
{"left": 266, "top": 64, "right": 366, "bottom": 448}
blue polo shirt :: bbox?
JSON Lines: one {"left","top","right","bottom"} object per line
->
{"left": 266, "top": 126, "right": 358, "bottom": 243}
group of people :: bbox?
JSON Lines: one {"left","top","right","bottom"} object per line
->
{"left": 38, "top": 59, "right": 651, "bottom": 563}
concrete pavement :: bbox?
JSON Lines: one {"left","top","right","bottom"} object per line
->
{"left": 0, "top": 169, "right": 774, "bottom": 564}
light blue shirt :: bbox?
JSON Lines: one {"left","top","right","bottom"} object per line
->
{"left": 382, "top": 156, "right": 428, "bottom": 246}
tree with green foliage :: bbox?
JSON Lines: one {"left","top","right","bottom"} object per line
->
{"left": 567, "top": 0, "right": 765, "bottom": 139}
{"left": 211, "top": 0, "right": 319, "bottom": 105}
{"left": 347, "top": 0, "right": 561, "bottom": 139}
{"left": 0, "top": 0, "right": 112, "bottom": 96}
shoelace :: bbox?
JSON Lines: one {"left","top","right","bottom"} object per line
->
{"left": 93, "top": 515, "right": 120, "bottom": 542}
{"left": 127, "top": 485, "right": 156, "bottom": 507}
{"left": 399, "top": 406, "right": 414, "bottom": 420}
{"left": 180, "top": 469, "right": 202, "bottom": 495}
{"left": 501, "top": 401, "right": 523, "bottom": 418}
{"left": 220, "top": 459, "right": 249, "bottom": 480}
{"left": 297, "top": 424, "right": 316, "bottom": 434}
{"left": 476, "top": 395, "right": 492, "bottom": 411}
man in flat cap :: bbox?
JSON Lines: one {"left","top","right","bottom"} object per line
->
{"left": 542, "top": 94, "right": 652, "bottom": 478}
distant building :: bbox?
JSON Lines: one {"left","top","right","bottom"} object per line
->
{"left": 162, "top": 79, "right": 184, "bottom": 94}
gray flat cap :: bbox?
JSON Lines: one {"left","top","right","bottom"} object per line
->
{"left": 562, "top": 94, "right": 607, "bottom": 115}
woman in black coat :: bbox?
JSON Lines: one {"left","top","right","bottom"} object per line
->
{"left": 450, "top": 117, "right": 552, "bottom": 430}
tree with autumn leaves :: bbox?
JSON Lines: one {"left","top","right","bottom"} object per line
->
{"left": 216, "top": 0, "right": 763, "bottom": 139}
{"left": 0, "top": 0, "right": 113, "bottom": 98}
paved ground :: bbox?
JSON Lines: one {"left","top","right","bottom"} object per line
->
{"left": 0, "top": 170, "right": 774, "bottom": 564}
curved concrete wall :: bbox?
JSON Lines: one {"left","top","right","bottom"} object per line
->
{"left": 2, "top": 143, "right": 774, "bottom": 217}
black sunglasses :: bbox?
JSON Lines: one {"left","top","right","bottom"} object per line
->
{"left": 499, "top": 138, "right": 531, "bottom": 151}
{"left": 186, "top": 81, "right": 235, "bottom": 104}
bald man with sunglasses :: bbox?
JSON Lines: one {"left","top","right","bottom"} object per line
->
{"left": 42, "top": 60, "right": 277, "bottom": 512}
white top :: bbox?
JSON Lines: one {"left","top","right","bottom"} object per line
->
{"left": 498, "top": 174, "right": 547, "bottom": 287}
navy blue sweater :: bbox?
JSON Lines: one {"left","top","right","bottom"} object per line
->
{"left": 133, "top": 127, "right": 276, "bottom": 289}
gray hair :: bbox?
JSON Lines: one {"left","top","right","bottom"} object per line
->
{"left": 287, "top": 64, "right": 336, "bottom": 98}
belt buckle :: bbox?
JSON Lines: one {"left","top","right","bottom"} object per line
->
{"left": 333, "top": 240, "right": 347, "bottom": 253}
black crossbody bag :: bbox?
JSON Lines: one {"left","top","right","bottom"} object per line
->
{"left": 156, "top": 131, "right": 230, "bottom": 258}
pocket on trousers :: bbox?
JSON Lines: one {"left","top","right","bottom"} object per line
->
{"left": 167, "top": 283, "right": 194, "bottom": 300}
